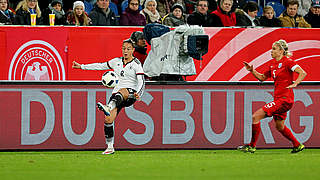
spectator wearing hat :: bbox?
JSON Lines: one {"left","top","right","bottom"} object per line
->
{"left": 140, "top": 0, "right": 161, "bottom": 24}
{"left": 210, "top": 0, "right": 236, "bottom": 27}
{"left": 130, "top": 31, "right": 148, "bottom": 65}
{"left": 235, "top": 1, "right": 260, "bottom": 26}
{"left": 279, "top": 0, "right": 311, "bottom": 28}
{"left": 0, "top": 0, "right": 15, "bottom": 24}
{"left": 42, "top": 0, "right": 66, "bottom": 25}
{"left": 187, "top": 0, "right": 213, "bottom": 27}
{"left": 14, "top": 0, "right": 43, "bottom": 25}
{"left": 162, "top": 3, "right": 186, "bottom": 27}
{"left": 258, "top": 5, "right": 282, "bottom": 27}
{"left": 120, "top": 0, "right": 146, "bottom": 26}
{"left": 304, "top": 0, "right": 320, "bottom": 28}
{"left": 66, "top": 1, "right": 91, "bottom": 26}
{"left": 89, "top": 0, "right": 119, "bottom": 26}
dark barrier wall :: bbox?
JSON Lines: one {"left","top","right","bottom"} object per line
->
{"left": 0, "top": 82, "right": 319, "bottom": 150}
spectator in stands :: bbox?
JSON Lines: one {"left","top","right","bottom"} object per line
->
{"left": 304, "top": 0, "right": 320, "bottom": 28}
{"left": 297, "top": 0, "right": 312, "bottom": 16}
{"left": 258, "top": 5, "right": 282, "bottom": 27}
{"left": 66, "top": 1, "right": 91, "bottom": 26}
{"left": 42, "top": 0, "right": 66, "bottom": 25}
{"left": 235, "top": 1, "right": 260, "bottom": 26}
{"left": 130, "top": 31, "right": 148, "bottom": 65}
{"left": 140, "top": 0, "right": 161, "bottom": 24}
{"left": 157, "top": 0, "right": 185, "bottom": 17}
{"left": 187, "top": 0, "right": 213, "bottom": 27}
{"left": 14, "top": 0, "right": 43, "bottom": 25}
{"left": 0, "top": 0, "right": 15, "bottom": 24}
{"left": 279, "top": 0, "right": 311, "bottom": 28}
{"left": 162, "top": 3, "right": 186, "bottom": 27}
{"left": 89, "top": 0, "right": 119, "bottom": 26}
{"left": 210, "top": 0, "right": 236, "bottom": 27}
{"left": 120, "top": 0, "right": 146, "bottom": 26}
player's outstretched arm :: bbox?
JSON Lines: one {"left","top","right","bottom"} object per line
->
{"left": 287, "top": 66, "right": 307, "bottom": 88}
{"left": 243, "top": 61, "right": 267, "bottom": 82}
{"left": 72, "top": 61, "right": 81, "bottom": 69}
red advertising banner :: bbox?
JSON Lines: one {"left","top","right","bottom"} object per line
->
{"left": 0, "top": 83, "right": 319, "bottom": 150}
{"left": 0, "top": 26, "right": 320, "bottom": 81}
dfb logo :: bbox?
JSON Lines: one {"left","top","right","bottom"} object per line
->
{"left": 8, "top": 40, "right": 65, "bottom": 80}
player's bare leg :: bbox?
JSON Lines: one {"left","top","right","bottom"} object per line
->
{"left": 275, "top": 119, "right": 304, "bottom": 153}
{"left": 238, "top": 108, "right": 266, "bottom": 153}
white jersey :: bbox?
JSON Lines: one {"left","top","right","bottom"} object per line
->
{"left": 81, "top": 57, "right": 145, "bottom": 96}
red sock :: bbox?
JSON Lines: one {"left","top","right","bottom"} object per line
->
{"left": 249, "top": 122, "right": 261, "bottom": 147}
{"left": 279, "top": 126, "right": 300, "bottom": 147}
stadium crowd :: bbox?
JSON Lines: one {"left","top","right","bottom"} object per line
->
{"left": 0, "top": 0, "right": 319, "bottom": 28}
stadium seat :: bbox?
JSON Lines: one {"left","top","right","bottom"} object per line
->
{"left": 265, "top": 0, "right": 281, "bottom": 4}
{"left": 267, "top": 1, "right": 285, "bottom": 17}
{"left": 109, "top": 1, "right": 119, "bottom": 18}
{"left": 257, "top": 5, "right": 263, "bottom": 17}
{"left": 84, "top": 1, "right": 94, "bottom": 14}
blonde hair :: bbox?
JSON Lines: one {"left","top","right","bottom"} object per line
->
{"left": 16, "top": 0, "right": 41, "bottom": 18}
{"left": 273, "top": 39, "right": 292, "bottom": 57}
{"left": 73, "top": 11, "right": 90, "bottom": 26}
{"left": 263, "top": 5, "right": 275, "bottom": 14}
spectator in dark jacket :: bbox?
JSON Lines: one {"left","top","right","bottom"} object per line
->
{"left": 14, "top": 0, "right": 43, "bottom": 25}
{"left": 42, "top": 0, "right": 66, "bottom": 25}
{"left": 89, "top": 0, "right": 119, "bottom": 26}
{"left": 235, "top": 1, "right": 260, "bottom": 26}
{"left": 187, "top": 0, "right": 213, "bottom": 27}
{"left": 120, "top": 0, "right": 146, "bottom": 26}
{"left": 258, "top": 5, "right": 282, "bottom": 27}
{"left": 210, "top": 0, "right": 236, "bottom": 27}
{"left": 162, "top": 3, "right": 186, "bottom": 27}
{"left": 0, "top": 0, "right": 14, "bottom": 24}
{"left": 304, "top": 0, "right": 320, "bottom": 28}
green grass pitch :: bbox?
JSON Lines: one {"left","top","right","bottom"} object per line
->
{"left": 1, "top": 149, "right": 320, "bottom": 180}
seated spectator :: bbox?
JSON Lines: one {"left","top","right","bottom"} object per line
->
{"left": 89, "top": 0, "right": 119, "bottom": 26}
{"left": 120, "top": 0, "right": 146, "bottom": 26}
{"left": 297, "top": 0, "right": 312, "bottom": 16}
{"left": 130, "top": 31, "right": 148, "bottom": 65}
{"left": 42, "top": 0, "right": 66, "bottom": 25}
{"left": 279, "top": 0, "right": 311, "bottom": 28}
{"left": 66, "top": 1, "right": 91, "bottom": 26}
{"left": 304, "top": 0, "right": 320, "bottom": 28}
{"left": 0, "top": 0, "right": 15, "bottom": 24}
{"left": 162, "top": 3, "right": 186, "bottom": 27}
{"left": 14, "top": 0, "right": 43, "bottom": 25}
{"left": 187, "top": 0, "right": 213, "bottom": 27}
{"left": 140, "top": 0, "right": 161, "bottom": 24}
{"left": 235, "top": 1, "right": 260, "bottom": 26}
{"left": 210, "top": 0, "right": 236, "bottom": 27}
{"left": 157, "top": 0, "right": 186, "bottom": 17}
{"left": 258, "top": 5, "right": 282, "bottom": 27}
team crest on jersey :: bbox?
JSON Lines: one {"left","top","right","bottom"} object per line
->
{"left": 8, "top": 40, "right": 65, "bottom": 80}
{"left": 278, "top": 63, "right": 282, "bottom": 68}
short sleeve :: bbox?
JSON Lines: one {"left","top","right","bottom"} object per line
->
{"left": 107, "top": 58, "right": 119, "bottom": 70}
{"left": 286, "top": 59, "right": 299, "bottom": 72}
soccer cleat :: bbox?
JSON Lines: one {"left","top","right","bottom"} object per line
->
{"left": 97, "top": 102, "right": 110, "bottom": 116}
{"left": 102, "top": 148, "right": 115, "bottom": 155}
{"left": 291, "top": 144, "right": 305, "bottom": 153}
{"left": 237, "top": 145, "right": 256, "bottom": 153}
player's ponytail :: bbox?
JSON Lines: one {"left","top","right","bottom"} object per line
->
{"left": 273, "top": 39, "right": 292, "bottom": 57}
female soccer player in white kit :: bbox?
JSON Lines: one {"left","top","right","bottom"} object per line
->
{"left": 72, "top": 39, "right": 145, "bottom": 154}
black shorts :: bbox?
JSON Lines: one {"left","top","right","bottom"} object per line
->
{"left": 108, "top": 88, "right": 137, "bottom": 113}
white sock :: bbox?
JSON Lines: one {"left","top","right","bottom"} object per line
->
{"left": 108, "top": 101, "right": 116, "bottom": 110}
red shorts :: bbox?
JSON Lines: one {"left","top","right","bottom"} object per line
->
{"left": 262, "top": 99, "right": 293, "bottom": 120}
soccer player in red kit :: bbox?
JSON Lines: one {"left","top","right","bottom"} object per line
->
{"left": 238, "top": 39, "right": 307, "bottom": 153}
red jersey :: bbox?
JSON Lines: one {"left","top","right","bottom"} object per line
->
{"left": 263, "top": 56, "right": 299, "bottom": 103}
